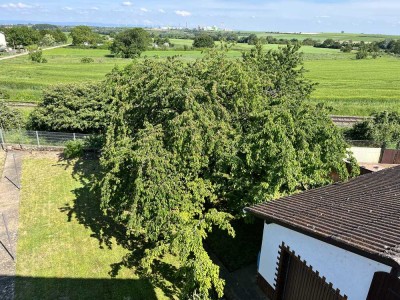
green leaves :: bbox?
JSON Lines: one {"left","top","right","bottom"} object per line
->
{"left": 110, "top": 28, "right": 151, "bottom": 58}
{"left": 98, "top": 45, "right": 354, "bottom": 298}
{"left": 0, "top": 100, "right": 23, "bottom": 130}
{"left": 28, "top": 83, "right": 110, "bottom": 133}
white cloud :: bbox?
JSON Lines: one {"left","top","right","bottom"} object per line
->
{"left": 158, "top": 8, "right": 165, "bottom": 13}
{"left": 62, "top": 6, "right": 73, "bottom": 11}
{"left": 140, "top": 7, "right": 148, "bottom": 12}
{"left": 0, "top": 2, "right": 32, "bottom": 9}
{"left": 90, "top": 6, "right": 99, "bottom": 10}
{"left": 122, "top": 1, "right": 132, "bottom": 6}
{"left": 175, "top": 10, "right": 191, "bottom": 17}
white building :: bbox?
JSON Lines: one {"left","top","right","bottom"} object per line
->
{"left": 0, "top": 32, "right": 7, "bottom": 47}
{"left": 246, "top": 165, "right": 400, "bottom": 300}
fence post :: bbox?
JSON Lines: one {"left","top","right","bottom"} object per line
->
{"left": 36, "top": 131, "right": 40, "bottom": 147}
{"left": 73, "top": 133, "right": 76, "bottom": 141}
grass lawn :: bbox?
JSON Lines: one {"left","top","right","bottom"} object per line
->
{"left": 16, "top": 154, "right": 176, "bottom": 299}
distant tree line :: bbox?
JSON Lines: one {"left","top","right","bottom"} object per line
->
{"left": 0, "top": 25, "right": 67, "bottom": 48}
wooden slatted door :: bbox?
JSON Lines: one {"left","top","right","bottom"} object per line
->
{"left": 274, "top": 243, "right": 348, "bottom": 300}
{"left": 367, "top": 272, "right": 400, "bottom": 300}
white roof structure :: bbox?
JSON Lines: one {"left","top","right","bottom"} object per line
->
{"left": 0, "top": 32, "right": 6, "bottom": 47}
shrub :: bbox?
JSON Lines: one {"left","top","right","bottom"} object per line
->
{"left": 81, "top": 57, "right": 94, "bottom": 63}
{"left": 0, "top": 89, "right": 10, "bottom": 100}
{"left": 63, "top": 140, "right": 84, "bottom": 159}
{"left": 356, "top": 49, "right": 368, "bottom": 60}
{"left": 0, "top": 100, "right": 23, "bottom": 130}
{"left": 29, "top": 49, "right": 47, "bottom": 63}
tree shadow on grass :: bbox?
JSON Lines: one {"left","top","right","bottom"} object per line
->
{"left": 58, "top": 155, "right": 183, "bottom": 298}
{"left": 13, "top": 275, "right": 157, "bottom": 300}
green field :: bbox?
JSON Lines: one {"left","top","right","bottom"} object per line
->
{"left": 237, "top": 32, "right": 400, "bottom": 42}
{"left": 1, "top": 42, "right": 400, "bottom": 115}
{"left": 16, "top": 154, "right": 178, "bottom": 299}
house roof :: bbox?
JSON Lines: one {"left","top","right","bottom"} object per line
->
{"left": 245, "top": 165, "right": 400, "bottom": 268}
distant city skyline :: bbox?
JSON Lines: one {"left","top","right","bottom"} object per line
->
{"left": 1, "top": 0, "right": 400, "bottom": 34}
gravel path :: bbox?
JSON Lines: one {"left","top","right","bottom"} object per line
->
{"left": 0, "top": 44, "right": 71, "bottom": 61}
{"left": 0, "top": 151, "right": 22, "bottom": 300}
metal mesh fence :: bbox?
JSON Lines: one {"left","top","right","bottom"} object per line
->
{"left": 0, "top": 129, "right": 91, "bottom": 148}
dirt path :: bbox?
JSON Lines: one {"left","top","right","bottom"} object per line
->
{"left": 0, "top": 44, "right": 71, "bottom": 61}
{"left": 0, "top": 151, "right": 22, "bottom": 300}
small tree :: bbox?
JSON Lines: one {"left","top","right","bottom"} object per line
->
{"left": 28, "top": 46, "right": 47, "bottom": 63}
{"left": 70, "top": 26, "right": 100, "bottom": 46}
{"left": 109, "top": 28, "right": 151, "bottom": 58}
{"left": 193, "top": 34, "right": 215, "bottom": 48}
{"left": 40, "top": 34, "right": 56, "bottom": 47}
{"left": 247, "top": 33, "right": 259, "bottom": 45}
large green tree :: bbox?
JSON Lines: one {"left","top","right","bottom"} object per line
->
{"left": 1, "top": 26, "right": 40, "bottom": 48}
{"left": 193, "top": 33, "right": 215, "bottom": 48}
{"left": 109, "top": 28, "right": 151, "bottom": 58}
{"left": 98, "top": 44, "right": 356, "bottom": 298}
{"left": 70, "top": 26, "right": 100, "bottom": 46}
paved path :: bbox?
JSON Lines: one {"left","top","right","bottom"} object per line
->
{"left": 0, "top": 44, "right": 71, "bottom": 61}
{"left": 208, "top": 249, "right": 267, "bottom": 300}
{"left": 0, "top": 151, "right": 22, "bottom": 300}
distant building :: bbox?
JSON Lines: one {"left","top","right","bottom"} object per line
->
{"left": 0, "top": 32, "right": 7, "bottom": 47}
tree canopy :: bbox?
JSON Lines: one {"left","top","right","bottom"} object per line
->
{"left": 70, "top": 26, "right": 101, "bottom": 46}
{"left": 97, "top": 44, "right": 356, "bottom": 298}
{"left": 109, "top": 28, "right": 151, "bottom": 58}
{"left": 193, "top": 33, "right": 215, "bottom": 48}
{"left": 28, "top": 83, "right": 110, "bottom": 133}
{"left": 1, "top": 26, "right": 40, "bottom": 47}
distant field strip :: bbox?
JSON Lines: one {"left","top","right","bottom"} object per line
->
{"left": 1, "top": 45, "right": 400, "bottom": 115}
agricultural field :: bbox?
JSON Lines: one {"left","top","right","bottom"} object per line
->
{"left": 16, "top": 154, "right": 178, "bottom": 299}
{"left": 238, "top": 31, "right": 400, "bottom": 43}
{"left": 1, "top": 41, "right": 400, "bottom": 115}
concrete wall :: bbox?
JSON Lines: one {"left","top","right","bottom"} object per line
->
{"left": 349, "top": 146, "right": 381, "bottom": 163}
{"left": 258, "top": 223, "right": 391, "bottom": 300}
{"left": 0, "top": 32, "right": 6, "bottom": 47}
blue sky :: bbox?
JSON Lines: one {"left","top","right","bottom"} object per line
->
{"left": 1, "top": 0, "right": 400, "bottom": 34}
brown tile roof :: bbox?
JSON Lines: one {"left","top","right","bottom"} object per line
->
{"left": 245, "top": 166, "right": 400, "bottom": 268}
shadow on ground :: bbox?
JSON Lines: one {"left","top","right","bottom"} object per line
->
{"left": 12, "top": 275, "right": 156, "bottom": 300}
{"left": 58, "top": 156, "right": 183, "bottom": 299}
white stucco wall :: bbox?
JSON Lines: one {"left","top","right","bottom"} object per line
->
{"left": 0, "top": 32, "right": 6, "bottom": 47}
{"left": 259, "top": 223, "right": 391, "bottom": 300}
{"left": 349, "top": 147, "right": 381, "bottom": 163}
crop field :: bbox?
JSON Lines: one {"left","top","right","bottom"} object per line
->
{"left": 239, "top": 32, "right": 400, "bottom": 42}
{"left": 16, "top": 154, "right": 177, "bottom": 299}
{"left": 1, "top": 42, "right": 400, "bottom": 115}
